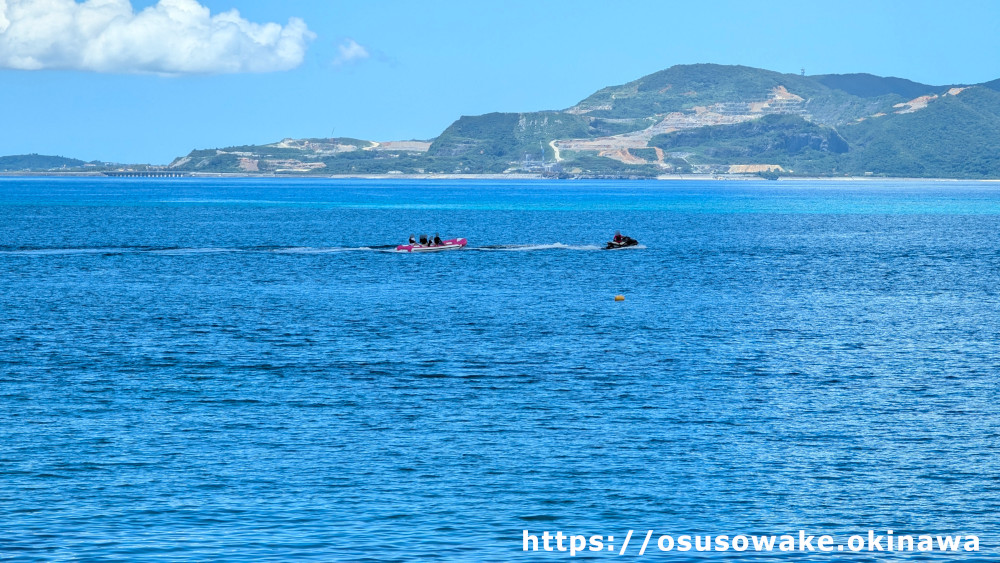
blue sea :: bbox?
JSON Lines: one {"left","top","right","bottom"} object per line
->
{"left": 2, "top": 178, "right": 999, "bottom": 561}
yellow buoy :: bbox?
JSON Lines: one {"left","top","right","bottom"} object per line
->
{"left": 614, "top": 295, "right": 625, "bottom": 301}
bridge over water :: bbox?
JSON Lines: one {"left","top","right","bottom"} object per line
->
{"left": 103, "top": 171, "right": 188, "bottom": 178}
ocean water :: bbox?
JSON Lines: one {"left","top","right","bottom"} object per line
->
{"left": 1, "top": 177, "right": 999, "bottom": 561}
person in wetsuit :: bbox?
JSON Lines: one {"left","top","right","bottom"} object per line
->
{"left": 433, "top": 233, "right": 443, "bottom": 245}
{"left": 419, "top": 234, "right": 428, "bottom": 245}
{"left": 409, "top": 234, "right": 416, "bottom": 244}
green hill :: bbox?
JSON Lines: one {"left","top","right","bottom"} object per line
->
{"left": 837, "top": 86, "right": 1000, "bottom": 178}
{"left": 981, "top": 78, "right": 1000, "bottom": 92}
{"left": 570, "top": 64, "right": 915, "bottom": 125}
{"left": 168, "top": 64, "right": 1000, "bottom": 179}
{"left": 0, "top": 153, "right": 88, "bottom": 171}
{"left": 649, "top": 114, "right": 849, "bottom": 174}
{"left": 814, "top": 73, "right": 948, "bottom": 99}
{"left": 428, "top": 111, "right": 591, "bottom": 166}
{"left": 424, "top": 64, "right": 980, "bottom": 176}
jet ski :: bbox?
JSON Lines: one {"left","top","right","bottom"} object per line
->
{"left": 605, "top": 234, "right": 638, "bottom": 250}
{"left": 396, "top": 238, "right": 468, "bottom": 252}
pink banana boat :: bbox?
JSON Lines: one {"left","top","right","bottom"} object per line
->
{"left": 395, "top": 238, "right": 468, "bottom": 252}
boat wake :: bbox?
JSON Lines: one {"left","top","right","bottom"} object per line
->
{"left": 475, "top": 243, "right": 603, "bottom": 252}
{"left": 0, "top": 245, "right": 400, "bottom": 256}
{"left": 0, "top": 242, "right": 632, "bottom": 255}
{"left": 268, "top": 245, "right": 398, "bottom": 254}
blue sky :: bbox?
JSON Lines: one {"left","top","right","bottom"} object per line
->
{"left": 2, "top": 0, "right": 999, "bottom": 163}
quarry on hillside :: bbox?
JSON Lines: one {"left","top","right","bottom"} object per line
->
{"left": 555, "top": 86, "right": 809, "bottom": 165}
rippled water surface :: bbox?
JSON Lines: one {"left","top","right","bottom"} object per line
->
{"left": 2, "top": 178, "right": 999, "bottom": 561}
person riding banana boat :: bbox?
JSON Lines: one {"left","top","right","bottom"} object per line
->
{"left": 397, "top": 233, "right": 468, "bottom": 253}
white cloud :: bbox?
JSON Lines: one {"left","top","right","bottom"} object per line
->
{"left": 332, "top": 38, "right": 368, "bottom": 66}
{"left": 0, "top": 0, "right": 315, "bottom": 74}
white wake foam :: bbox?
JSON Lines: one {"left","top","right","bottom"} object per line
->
{"left": 477, "top": 243, "right": 603, "bottom": 252}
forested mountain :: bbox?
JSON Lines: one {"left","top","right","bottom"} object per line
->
{"left": 167, "top": 64, "right": 1000, "bottom": 178}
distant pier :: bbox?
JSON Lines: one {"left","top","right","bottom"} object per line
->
{"left": 103, "top": 171, "right": 188, "bottom": 178}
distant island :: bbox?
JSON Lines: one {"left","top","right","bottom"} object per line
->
{"left": 7, "top": 64, "right": 1000, "bottom": 179}
{"left": 0, "top": 153, "right": 102, "bottom": 172}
